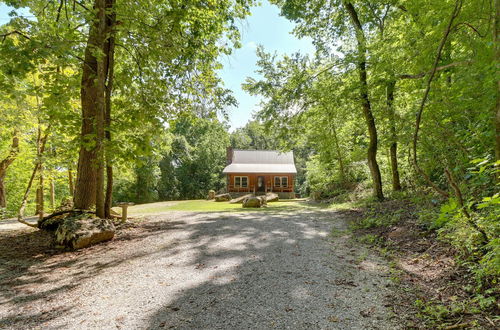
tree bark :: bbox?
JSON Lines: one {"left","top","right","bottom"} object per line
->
{"left": 343, "top": 1, "right": 384, "bottom": 200}
{"left": 386, "top": 80, "right": 402, "bottom": 191}
{"left": 0, "top": 132, "right": 19, "bottom": 208}
{"left": 94, "top": 0, "right": 110, "bottom": 219}
{"left": 331, "top": 121, "right": 347, "bottom": 182}
{"left": 104, "top": 0, "right": 116, "bottom": 218}
{"left": 68, "top": 167, "right": 74, "bottom": 196}
{"left": 494, "top": 0, "right": 500, "bottom": 162}
{"left": 35, "top": 181, "right": 43, "bottom": 218}
{"left": 0, "top": 177, "right": 6, "bottom": 209}
{"left": 35, "top": 126, "right": 44, "bottom": 219}
{"left": 17, "top": 125, "right": 50, "bottom": 227}
{"left": 74, "top": 0, "right": 108, "bottom": 214}
{"left": 50, "top": 179, "right": 55, "bottom": 210}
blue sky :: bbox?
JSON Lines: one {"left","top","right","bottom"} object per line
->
{"left": 0, "top": 1, "right": 313, "bottom": 130}
{"left": 218, "top": 1, "right": 314, "bottom": 130}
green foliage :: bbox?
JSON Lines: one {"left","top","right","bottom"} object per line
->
{"left": 355, "top": 209, "right": 403, "bottom": 229}
{"left": 133, "top": 157, "right": 161, "bottom": 204}
{"left": 304, "top": 155, "right": 341, "bottom": 199}
{"left": 0, "top": 0, "right": 257, "bottom": 216}
{"left": 413, "top": 297, "right": 495, "bottom": 329}
{"left": 158, "top": 115, "right": 230, "bottom": 200}
{"left": 358, "top": 233, "right": 382, "bottom": 246}
{"left": 111, "top": 114, "right": 230, "bottom": 203}
{"left": 242, "top": 3, "right": 499, "bottom": 316}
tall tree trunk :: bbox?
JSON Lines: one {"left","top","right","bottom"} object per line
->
{"left": 386, "top": 80, "right": 402, "bottom": 191}
{"left": 74, "top": 0, "right": 108, "bottom": 214}
{"left": 18, "top": 125, "right": 51, "bottom": 227}
{"left": 36, "top": 175, "right": 44, "bottom": 218}
{"left": 94, "top": 0, "right": 110, "bottom": 219}
{"left": 50, "top": 179, "right": 55, "bottom": 210}
{"left": 494, "top": 0, "right": 500, "bottom": 162}
{"left": 35, "top": 125, "right": 44, "bottom": 219}
{"left": 104, "top": 0, "right": 116, "bottom": 218}
{"left": 331, "top": 122, "right": 347, "bottom": 182}
{"left": 0, "top": 176, "right": 6, "bottom": 209}
{"left": 68, "top": 167, "right": 74, "bottom": 196}
{"left": 343, "top": 1, "right": 384, "bottom": 200}
{"left": 0, "top": 132, "right": 19, "bottom": 208}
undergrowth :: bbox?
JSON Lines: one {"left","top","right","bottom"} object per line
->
{"left": 342, "top": 185, "right": 499, "bottom": 329}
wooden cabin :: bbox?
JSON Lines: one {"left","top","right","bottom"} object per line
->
{"left": 223, "top": 148, "right": 297, "bottom": 199}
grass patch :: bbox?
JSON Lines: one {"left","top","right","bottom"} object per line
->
{"left": 358, "top": 233, "right": 382, "bottom": 245}
{"left": 116, "top": 199, "right": 323, "bottom": 216}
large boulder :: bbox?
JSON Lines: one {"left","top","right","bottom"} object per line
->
{"left": 54, "top": 214, "right": 115, "bottom": 249}
{"left": 265, "top": 192, "right": 279, "bottom": 202}
{"left": 243, "top": 196, "right": 267, "bottom": 208}
{"left": 215, "top": 193, "right": 231, "bottom": 202}
{"left": 39, "top": 210, "right": 80, "bottom": 231}
{"left": 230, "top": 194, "right": 253, "bottom": 204}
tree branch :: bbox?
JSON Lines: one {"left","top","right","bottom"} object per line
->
{"left": 56, "top": 0, "right": 64, "bottom": 22}
{"left": 399, "top": 61, "right": 471, "bottom": 79}
{"left": 18, "top": 125, "right": 51, "bottom": 228}
{"left": 454, "top": 22, "right": 486, "bottom": 37}
{"left": 1, "top": 30, "right": 31, "bottom": 42}
{"left": 412, "top": 0, "right": 463, "bottom": 198}
{"left": 0, "top": 131, "right": 19, "bottom": 172}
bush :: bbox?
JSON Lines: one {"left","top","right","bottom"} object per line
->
{"left": 432, "top": 160, "right": 500, "bottom": 289}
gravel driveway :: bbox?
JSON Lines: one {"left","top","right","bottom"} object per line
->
{"left": 0, "top": 208, "right": 398, "bottom": 329}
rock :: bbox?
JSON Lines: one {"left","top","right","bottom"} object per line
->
{"left": 215, "top": 193, "right": 231, "bottom": 202}
{"left": 243, "top": 196, "right": 267, "bottom": 208}
{"left": 207, "top": 190, "right": 216, "bottom": 200}
{"left": 39, "top": 210, "right": 79, "bottom": 231}
{"left": 230, "top": 194, "right": 253, "bottom": 204}
{"left": 54, "top": 214, "right": 115, "bottom": 249}
{"left": 265, "top": 192, "right": 279, "bottom": 202}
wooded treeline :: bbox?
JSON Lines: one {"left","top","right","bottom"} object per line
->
{"left": 242, "top": 0, "right": 499, "bottom": 294}
{"left": 0, "top": 0, "right": 255, "bottom": 216}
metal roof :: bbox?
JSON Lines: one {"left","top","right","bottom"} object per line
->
{"left": 223, "top": 150, "right": 297, "bottom": 174}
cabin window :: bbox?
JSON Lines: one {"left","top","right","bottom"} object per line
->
{"left": 274, "top": 176, "right": 288, "bottom": 187}
{"left": 234, "top": 176, "right": 248, "bottom": 188}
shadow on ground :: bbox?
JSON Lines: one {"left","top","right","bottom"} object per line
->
{"left": 0, "top": 208, "right": 396, "bottom": 329}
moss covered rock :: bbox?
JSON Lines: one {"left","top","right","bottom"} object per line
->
{"left": 54, "top": 214, "right": 115, "bottom": 249}
{"left": 243, "top": 196, "right": 267, "bottom": 208}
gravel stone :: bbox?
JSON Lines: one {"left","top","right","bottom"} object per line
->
{"left": 0, "top": 209, "right": 399, "bottom": 329}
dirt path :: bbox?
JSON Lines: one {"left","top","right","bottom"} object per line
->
{"left": 0, "top": 217, "right": 37, "bottom": 231}
{"left": 0, "top": 209, "right": 398, "bottom": 329}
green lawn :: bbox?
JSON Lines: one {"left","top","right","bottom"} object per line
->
{"left": 115, "top": 199, "right": 325, "bottom": 216}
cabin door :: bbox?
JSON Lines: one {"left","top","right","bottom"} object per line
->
{"left": 257, "top": 176, "right": 265, "bottom": 192}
